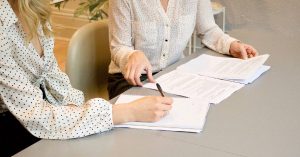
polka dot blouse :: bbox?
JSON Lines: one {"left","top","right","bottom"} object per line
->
{"left": 0, "top": 0, "right": 113, "bottom": 139}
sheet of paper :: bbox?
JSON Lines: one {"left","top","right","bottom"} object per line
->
{"left": 143, "top": 70, "right": 244, "bottom": 104}
{"left": 114, "top": 95, "right": 210, "bottom": 133}
{"left": 177, "top": 54, "right": 270, "bottom": 80}
{"left": 226, "top": 65, "right": 271, "bottom": 84}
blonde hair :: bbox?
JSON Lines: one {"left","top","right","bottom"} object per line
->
{"left": 18, "top": 0, "right": 53, "bottom": 40}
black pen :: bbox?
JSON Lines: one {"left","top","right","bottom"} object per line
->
{"left": 156, "top": 83, "right": 165, "bottom": 97}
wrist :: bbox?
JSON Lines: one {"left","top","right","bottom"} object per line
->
{"left": 129, "top": 50, "right": 143, "bottom": 59}
{"left": 126, "top": 102, "right": 137, "bottom": 122}
{"left": 112, "top": 103, "right": 136, "bottom": 124}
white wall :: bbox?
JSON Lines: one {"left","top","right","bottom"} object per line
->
{"left": 215, "top": 0, "right": 300, "bottom": 39}
{"left": 52, "top": 0, "right": 300, "bottom": 41}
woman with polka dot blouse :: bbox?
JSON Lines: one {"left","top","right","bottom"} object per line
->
{"left": 0, "top": 0, "right": 173, "bottom": 156}
{"left": 107, "top": 0, "right": 259, "bottom": 98}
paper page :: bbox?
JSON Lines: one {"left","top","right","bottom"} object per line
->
{"left": 114, "top": 95, "right": 210, "bottom": 133}
{"left": 143, "top": 70, "right": 244, "bottom": 104}
{"left": 177, "top": 54, "right": 270, "bottom": 80}
{"left": 227, "top": 65, "right": 271, "bottom": 84}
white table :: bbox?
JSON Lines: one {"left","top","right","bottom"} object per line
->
{"left": 14, "top": 44, "right": 300, "bottom": 157}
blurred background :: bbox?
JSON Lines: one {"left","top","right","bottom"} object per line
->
{"left": 52, "top": 0, "right": 300, "bottom": 71}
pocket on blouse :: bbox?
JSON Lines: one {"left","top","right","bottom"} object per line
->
{"left": 132, "top": 21, "right": 158, "bottom": 49}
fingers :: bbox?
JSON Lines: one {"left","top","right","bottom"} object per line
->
{"left": 153, "top": 96, "right": 173, "bottom": 111}
{"left": 146, "top": 65, "right": 155, "bottom": 83}
{"left": 134, "top": 63, "right": 154, "bottom": 86}
{"left": 124, "top": 62, "right": 143, "bottom": 86}
{"left": 131, "top": 96, "right": 173, "bottom": 122}
{"left": 239, "top": 44, "right": 248, "bottom": 60}
{"left": 125, "top": 64, "right": 154, "bottom": 86}
{"left": 124, "top": 64, "right": 137, "bottom": 86}
{"left": 124, "top": 51, "right": 153, "bottom": 86}
{"left": 158, "top": 103, "right": 172, "bottom": 111}
{"left": 230, "top": 41, "right": 259, "bottom": 59}
{"left": 145, "top": 96, "right": 173, "bottom": 111}
{"left": 124, "top": 65, "right": 133, "bottom": 85}
{"left": 245, "top": 44, "right": 259, "bottom": 58}
{"left": 134, "top": 66, "right": 143, "bottom": 86}
{"left": 159, "top": 97, "right": 173, "bottom": 105}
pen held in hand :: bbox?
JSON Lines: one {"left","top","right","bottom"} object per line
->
{"left": 156, "top": 83, "right": 165, "bottom": 97}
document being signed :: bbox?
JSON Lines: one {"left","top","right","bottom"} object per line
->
{"left": 114, "top": 95, "right": 210, "bottom": 133}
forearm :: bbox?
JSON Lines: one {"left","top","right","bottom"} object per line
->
{"left": 1, "top": 63, "right": 113, "bottom": 139}
{"left": 201, "top": 26, "right": 238, "bottom": 54}
{"left": 196, "top": 0, "right": 238, "bottom": 54}
{"left": 4, "top": 96, "right": 113, "bottom": 139}
{"left": 110, "top": 45, "right": 135, "bottom": 71}
{"left": 109, "top": 0, "right": 135, "bottom": 70}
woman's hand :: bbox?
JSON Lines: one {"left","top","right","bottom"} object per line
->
{"left": 112, "top": 96, "right": 173, "bottom": 124}
{"left": 124, "top": 51, "right": 155, "bottom": 86}
{"left": 229, "top": 41, "right": 258, "bottom": 59}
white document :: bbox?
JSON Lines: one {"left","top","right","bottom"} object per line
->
{"left": 226, "top": 65, "right": 271, "bottom": 84}
{"left": 114, "top": 95, "right": 211, "bottom": 133}
{"left": 143, "top": 70, "right": 244, "bottom": 104}
{"left": 177, "top": 54, "right": 270, "bottom": 80}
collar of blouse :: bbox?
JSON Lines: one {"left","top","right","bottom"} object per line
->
{"left": 0, "top": 0, "right": 71, "bottom": 106}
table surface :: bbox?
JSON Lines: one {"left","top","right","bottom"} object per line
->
{"left": 14, "top": 46, "right": 300, "bottom": 157}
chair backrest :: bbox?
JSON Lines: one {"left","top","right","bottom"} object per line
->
{"left": 66, "top": 20, "right": 110, "bottom": 100}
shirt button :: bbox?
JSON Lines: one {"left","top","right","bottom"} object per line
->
{"left": 165, "top": 39, "right": 168, "bottom": 42}
{"left": 163, "top": 54, "right": 166, "bottom": 57}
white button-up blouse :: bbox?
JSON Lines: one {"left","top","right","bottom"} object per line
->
{"left": 0, "top": 0, "right": 113, "bottom": 139}
{"left": 108, "top": 0, "right": 237, "bottom": 74}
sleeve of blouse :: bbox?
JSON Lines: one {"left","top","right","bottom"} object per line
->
{"left": 46, "top": 51, "right": 87, "bottom": 106}
{"left": 108, "top": 0, "right": 135, "bottom": 72}
{"left": 195, "top": 0, "right": 238, "bottom": 54}
{"left": 0, "top": 44, "right": 113, "bottom": 139}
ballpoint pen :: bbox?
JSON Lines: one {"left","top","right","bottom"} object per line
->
{"left": 156, "top": 83, "right": 165, "bottom": 97}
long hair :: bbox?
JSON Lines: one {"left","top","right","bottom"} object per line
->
{"left": 18, "top": 0, "right": 53, "bottom": 40}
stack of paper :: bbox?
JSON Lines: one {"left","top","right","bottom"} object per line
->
{"left": 117, "top": 54, "right": 270, "bottom": 133}
{"left": 177, "top": 54, "right": 270, "bottom": 84}
{"left": 143, "top": 54, "right": 270, "bottom": 104}
{"left": 226, "top": 65, "right": 270, "bottom": 84}
{"left": 143, "top": 70, "right": 244, "bottom": 104}
{"left": 114, "top": 95, "right": 210, "bottom": 133}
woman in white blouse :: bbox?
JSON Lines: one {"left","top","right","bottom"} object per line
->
{"left": 108, "top": 0, "right": 258, "bottom": 98}
{"left": 0, "top": 0, "right": 172, "bottom": 156}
